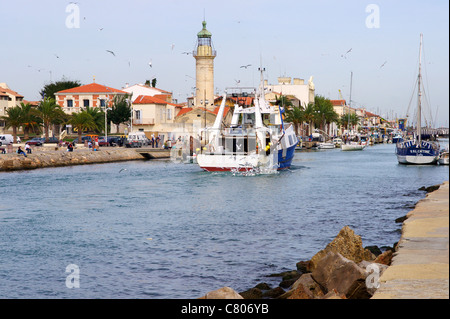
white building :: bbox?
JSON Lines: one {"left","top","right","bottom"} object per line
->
{"left": 265, "top": 76, "right": 315, "bottom": 107}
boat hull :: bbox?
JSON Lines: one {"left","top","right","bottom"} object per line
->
{"left": 197, "top": 144, "right": 296, "bottom": 172}
{"left": 395, "top": 141, "right": 439, "bottom": 165}
{"left": 341, "top": 144, "right": 364, "bottom": 151}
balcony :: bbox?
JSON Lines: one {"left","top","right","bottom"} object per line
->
{"left": 134, "top": 118, "right": 155, "bottom": 125}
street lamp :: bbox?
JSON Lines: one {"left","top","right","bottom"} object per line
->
{"left": 98, "top": 97, "right": 111, "bottom": 143}
{"left": 125, "top": 98, "right": 133, "bottom": 134}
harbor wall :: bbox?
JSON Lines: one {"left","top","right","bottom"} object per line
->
{"left": 0, "top": 148, "right": 146, "bottom": 172}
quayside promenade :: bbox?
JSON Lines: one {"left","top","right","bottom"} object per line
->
{"left": 0, "top": 145, "right": 169, "bottom": 172}
{"left": 372, "top": 181, "right": 449, "bottom": 299}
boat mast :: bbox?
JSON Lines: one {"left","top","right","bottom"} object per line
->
{"left": 417, "top": 33, "right": 423, "bottom": 145}
{"left": 348, "top": 71, "right": 353, "bottom": 135}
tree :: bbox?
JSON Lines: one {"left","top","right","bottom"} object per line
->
{"left": 1, "top": 105, "right": 22, "bottom": 143}
{"left": 84, "top": 106, "right": 104, "bottom": 133}
{"left": 313, "top": 95, "right": 338, "bottom": 136}
{"left": 37, "top": 98, "right": 66, "bottom": 142}
{"left": 18, "top": 102, "right": 40, "bottom": 140}
{"left": 284, "top": 106, "right": 304, "bottom": 136}
{"left": 69, "top": 111, "right": 98, "bottom": 143}
{"left": 40, "top": 79, "right": 82, "bottom": 100}
{"left": 107, "top": 94, "right": 132, "bottom": 133}
{"left": 303, "top": 103, "right": 316, "bottom": 135}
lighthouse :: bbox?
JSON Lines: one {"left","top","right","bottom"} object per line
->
{"left": 194, "top": 21, "right": 216, "bottom": 110}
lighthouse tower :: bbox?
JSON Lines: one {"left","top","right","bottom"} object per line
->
{"left": 194, "top": 21, "right": 216, "bottom": 110}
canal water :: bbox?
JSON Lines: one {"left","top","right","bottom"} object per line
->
{"left": 0, "top": 141, "right": 448, "bottom": 298}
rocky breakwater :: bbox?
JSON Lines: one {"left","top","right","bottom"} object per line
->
{"left": 200, "top": 226, "right": 394, "bottom": 299}
{"left": 0, "top": 148, "right": 145, "bottom": 172}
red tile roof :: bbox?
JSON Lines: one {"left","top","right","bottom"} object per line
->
{"left": 330, "top": 99, "right": 347, "bottom": 106}
{"left": 55, "top": 83, "right": 127, "bottom": 94}
{"left": 0, "top": 87, "right": 24, "bottom": 98}
{"left": 133, "top": 95, "right": 167, "bottom": 105}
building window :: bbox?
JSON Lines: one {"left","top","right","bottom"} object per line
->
{"left": 83, "top": 99, "right": 90, "bottom": 107}
{"left": 167, "top": 109, "right": 172, "bottom": 120}
{"left": 135, "top": 110, "right": 141, "bottom": 120}
{"left": 67, "top": 99, "right": 73, "bottom": 107}
{"left": 99, "top": 99, "right": 106, "bottom": 107}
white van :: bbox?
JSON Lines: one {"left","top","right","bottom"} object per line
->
{"left": 0, "top": 134, "right": 14, "bottom": 146}
{"left": 126, "top": 131, "right": 149, "bottom": 148}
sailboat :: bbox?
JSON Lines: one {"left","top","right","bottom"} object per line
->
{"left": 196, "top": 67, "right": 298, "bottom": 172}
{"left": 395, "top": 34, "right": 440, "bottom": 165}
{"left": 341, "top": 71, "right": 364, "bottom": 151}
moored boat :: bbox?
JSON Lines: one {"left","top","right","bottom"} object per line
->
{"left": 395, "top": 34, "right": 439, "bottom": 165}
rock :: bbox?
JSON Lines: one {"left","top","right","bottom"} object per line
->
{"left": 199, "top": 287, "right": 243, "bottom": 299}
{"left": 254, "top": 282, "right": 271, "bottom": 290}
{"left": 239, "top": 288, "right": 262, "bottom": 299}
{"left": 262, "top": 287, "right": 285, "bottom": 299}
{"left": 312, "top": 251, "right": 370, "bottom": 299}
{"left": 365, "top": 245, "right": 382, "bottom": 256}
{"left": 295, "top": 260, "right": 310, "bottom": 273}
{"left": 279, "top": 270, "right": 301, "bottom": 288}
{"left": 286, "top": 273, "right": 324, "bottom": 299}
{"left": 323, "top": 289, "right": 347, "bottom": 299}
{"left": 395, "top": 215, "right": 408, "bottom": 223}
{"left": 418, "top": 185, "right": 440, "bottom": 193}
{"left": 373, "top": 249, "right": 393, "bottom": 265}
{"left": 308, "top": 226, "right": 375, "bottom": 272}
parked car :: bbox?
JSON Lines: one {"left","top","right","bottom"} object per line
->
{"left": 98, "top": 137, "right": 108, "bottom": 146}
{"left": 44, "top": 137, "right": 59, "bottom": 144}
{"left": 108, "top": 136, "right": 126, "bottom": 147}
{"left": 25, "top": 137, "right": 45, "bottom": 146}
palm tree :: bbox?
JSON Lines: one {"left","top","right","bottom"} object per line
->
{"left": 18, "top": 102, "right": 40, "bottom": 140}
{"left": 69, "top": 110, "right": 98, "bottom": 143}
{"left": 313, "top": 96, "right": 338, "bottom": 136}
{"left": 84, "top": 106, "right": 104, "bottom": 133}
{"left": 1, "top": 106, "right": 22, "bottom": 143}
{"left": 37, "top": 98, "right": 66, "bottom": 142}
{"left": 284, "top": 106, "right": 304, "bottom": 137}
{"left": 303, "top": 103, "right": 316, "bottom": 136}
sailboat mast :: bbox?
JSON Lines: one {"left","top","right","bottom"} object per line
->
{"left": 417, "top": 33, "right": 423, "bottom": 145}
{"left": 348, "top": 71, "right": 353, "bottom": 133}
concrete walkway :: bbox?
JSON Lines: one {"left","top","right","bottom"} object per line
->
{"left": 372, "top": 181, "right": 449, "bottom": 299}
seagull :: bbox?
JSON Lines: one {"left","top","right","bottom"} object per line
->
{"left": 182, "top": 52, "right": 192, "bottom": 55}
{"left": 106, "top": 50, "right": 115, "bottom": 56}
{"left": 119, "top": 168, "right": 127, "bottom": 173}
{"left": 380, "top": 61, "right": 388, "bottom": 68}
{"left": 54, "top": 54, "right": 60, "bottom": 58}
{"left": 148, "top": 60, "right": 152, "bottom": 68}
{"left": 99, "top": 27, "right": 104, "bottom": 31}
{"left": 240, "top": 64, "right": 251, "bottom": 69}
{"left": 341, "top": 48, "right": 352, "bottom": 59}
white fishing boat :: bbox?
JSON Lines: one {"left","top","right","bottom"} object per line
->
{"left": 341, "top": 72, "right": 364, "bottom": 152}
{"left": 395, "top": 34, "right": 439, "bottom": 165}
{"left": 196, "top": 68, "right": 298, "bottom": 172}
{"left": 341, "top": 143, "right": 365, "bottom": 151}
{"left": 318, "top": 142, "right": 335, "bottom": 149}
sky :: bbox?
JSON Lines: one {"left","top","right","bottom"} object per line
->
{"left": 1, "top": 0, "right": 449, "bottom": 127}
